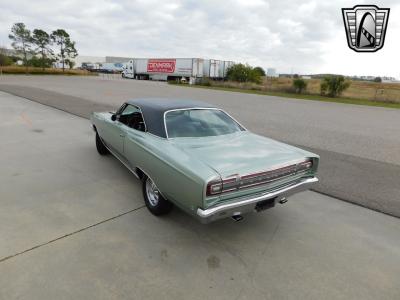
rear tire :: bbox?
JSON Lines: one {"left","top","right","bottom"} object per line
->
{"left": 142, "top": 176, "right": 172, "bottom": 216}
{"left": 96, "top": 132, "right": 109, "bottom": 155}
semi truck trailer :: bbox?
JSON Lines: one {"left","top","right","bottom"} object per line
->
{"left": 203, "top": 59, "right": 234, "bottom": 78}
{"left": 122, "top": 58, "right": 234, "bottom": 81}
{"left": 122, "top": 58, "right": 204, "bottom": 81}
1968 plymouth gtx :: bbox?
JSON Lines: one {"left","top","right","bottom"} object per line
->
{"left": 91, "top": 98, "right": 319, "bottom": 223}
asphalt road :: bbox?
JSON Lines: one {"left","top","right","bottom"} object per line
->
{"left": 1, "top": 92, "right": 400, "bottom": 300}
{"left": 0, "top": 75, "right": 399, "bottom": 217}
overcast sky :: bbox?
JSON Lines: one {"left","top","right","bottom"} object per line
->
{"left": 0, "top": 0, "right": 398, "bottom": 77}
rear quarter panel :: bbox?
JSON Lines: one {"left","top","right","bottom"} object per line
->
{"left": 123, "top": 131, "right": 218, "bottom": 214}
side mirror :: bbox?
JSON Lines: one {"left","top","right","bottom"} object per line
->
{"left": 111, "top": 114, "right": 117, "bottom": 121}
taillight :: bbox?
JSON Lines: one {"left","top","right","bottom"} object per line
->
{"left": 206, "top": 177, "right": 239, "bottom": 196}
{"left": 206, "top": 180, "right": 222, "bottom": 196}
{"left": 297, "top": 159, "right": 313, "bottom": 171}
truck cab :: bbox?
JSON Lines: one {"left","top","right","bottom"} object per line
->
{"left": 122, "top": 60, "right": 135, "bottom": 79}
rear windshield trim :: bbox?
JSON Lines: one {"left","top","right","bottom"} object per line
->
{"left": 163, "top": 108, "right": 246, "bottom": 139}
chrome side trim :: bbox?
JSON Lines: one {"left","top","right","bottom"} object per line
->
{"left": 100, "top": 136, "right": 140, "bottom": 179}
{"left": 100, "top": 136, "right": 168, "bottom": 200}
{"left": 197, "top": 177, "right": 318, "bottom": 223}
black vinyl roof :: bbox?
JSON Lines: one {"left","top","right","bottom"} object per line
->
{"left": 126, "top": 98, "right": 217, "bottom": 138}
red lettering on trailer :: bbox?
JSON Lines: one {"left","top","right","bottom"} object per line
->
{"left": 147, "top": 59, "right": 176, "bottom": 73}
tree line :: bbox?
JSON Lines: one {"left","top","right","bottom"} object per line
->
{"left": 4, "top": 22, "right": 78, "bottom": 72}
{"left": 201, "top": 63, "right": 351, "bottom": 98}
{"left": 226, "top": 63, "right": 265, "bottom": 84}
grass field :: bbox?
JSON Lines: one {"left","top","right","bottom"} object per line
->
{"left": 289, "top": 78, "right": 400, "bottom": 104}
{"left": 232, "top": 77, "right": 400, "bottom": 104}
{"left": 0, "top": 66, "right": 95, "bottom": 76}
{"left": 170, "top": 77, "right": 400, "bottom": 109}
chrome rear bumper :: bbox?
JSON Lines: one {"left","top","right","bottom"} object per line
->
{"left": 196, "top": 177, "right": 318, "bottom": 224}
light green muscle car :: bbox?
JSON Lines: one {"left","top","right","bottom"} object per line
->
{"left": 91, "top": 98, "right": 319, "bottom": 223}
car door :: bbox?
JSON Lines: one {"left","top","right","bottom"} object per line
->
{"left": 101, "top": 104, "right": 137, "bottom": 157}
{"left": 101, "top": 116, "right": 125, "bottom": 156}
{"left": 120, "top": 106, "right": 147, "bottom": 169}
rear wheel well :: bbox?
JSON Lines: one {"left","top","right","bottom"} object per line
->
{"left": 135, "top": 168, "right": 145, "bottom": 180}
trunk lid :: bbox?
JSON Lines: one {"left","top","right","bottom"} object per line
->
{"left": 171, "top": 131, "right": 312, "bottom": 178}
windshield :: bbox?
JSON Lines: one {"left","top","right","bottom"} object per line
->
{"left": 165, "top": 109, "right": 244, "bottom": 138}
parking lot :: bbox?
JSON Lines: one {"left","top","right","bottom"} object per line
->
{"left": 1, "top": 89, "right": 400, "bottom": 299}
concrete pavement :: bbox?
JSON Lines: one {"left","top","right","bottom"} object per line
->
{"left": 0, "top": 91, "right": 400, "bottom": 299}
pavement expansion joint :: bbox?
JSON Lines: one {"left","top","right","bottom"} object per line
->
{"left": 0, "top": 205, "right": 146, "bottom": 264}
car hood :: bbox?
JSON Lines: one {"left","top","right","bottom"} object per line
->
{"left": 171, "top": 131, "right": 316, "bottom": 178}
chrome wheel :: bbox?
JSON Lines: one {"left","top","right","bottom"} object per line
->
{"left": 145, "top": 177, "right": 160, "bottom": 207}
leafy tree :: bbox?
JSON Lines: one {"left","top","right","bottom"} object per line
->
{"left": 27, "top": 55, "right": 54, "bottom": 68}
{"left": 320, "top": 81, "right": 328, "bottom": 95}
{"left": 51, "top": 29, "right": 78, "bottom": 72}
{"left": 0, "top": 48, "right": 13, "bottom": 65}
{"left": 374, "top": 77, "right": 382, "bottom": 83}
{"left": 320, "top": 75, "right": 350, "bottom": 97}
{"left": 32, "top": 29, "right": 52, "bottom": 70}
{"left": 0, "top": 50, "right": 19, "bottom": 63}
{"left": 8, "top": 23, "right": 33, "bottom": 73}
{"left": 227, "top": 64, "right": 248, "bottom": 82}
{"left": 293, "top": 78, "right": 307, "bottom": 93}
{"left": 65, "top": 59, "right": 75, "bottom": 69}
{"left": 8, "top": 55, "right": 20, "bottom": 63}
{"left": 248, "top": 69, "right": 262, "bottom": 83}
{"left": 253, "top": 66, "right": 266, "bottom": 76}
{"left": 0, "top": 53, "right": 13, "bottom": 67}
{"left": 226, "top": 63, "right": 261, "bottom": 83}
{"left": 0, "top": 47, "right": 13, "bottom": 75}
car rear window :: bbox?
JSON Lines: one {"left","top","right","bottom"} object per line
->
{"left": 165, "top": 109, "right": 244, "bottom": 138}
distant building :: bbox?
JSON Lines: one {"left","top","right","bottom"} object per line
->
{"left": 72, "top": 55, "right": 131, "bottom": 68}
{"left": 1, "top": 48, "right": 33, "bottom": 59}
{"left": 73, "top": 56, "right": 106, "bottom": 68}
{"left": 267, "top": 68, "right": 278, "bottom": 77}
{"left": 349, "top": 75, "right": 398, "bottom": 82}
{"left": 382, "top": 76, "right": 398, "bottom": 83}
{"left": 105, "top": 56, "right": 131, "bottom": 63}
{"left": 278, "top": 74, "right": 293, "bottom": 78}
{"left": 360, "top": 75, "right": 375, "bottom": 81}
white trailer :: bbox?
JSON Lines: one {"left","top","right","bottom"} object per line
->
{"left": 223, "top": 61, "right": 234, "bottom": 78}
{"left": 122, "top": 58, "right": 204, "bottom": 81}
{"left": 203, "top": 59, "right": 234, "bottom": 79}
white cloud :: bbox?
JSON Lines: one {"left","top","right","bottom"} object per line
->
{"left": 0, "top": 0, "right": 398, "bottom": 77}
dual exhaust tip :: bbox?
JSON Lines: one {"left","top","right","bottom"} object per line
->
{"left": 231, "top": 214, "right": 244, "bottom": 222}
{"left": 230, "top": 197, "right": 288, "bottom": 222}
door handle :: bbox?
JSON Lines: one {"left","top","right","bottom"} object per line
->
{"left": 120, "top": 133, "right": 125, "bottom": 137}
